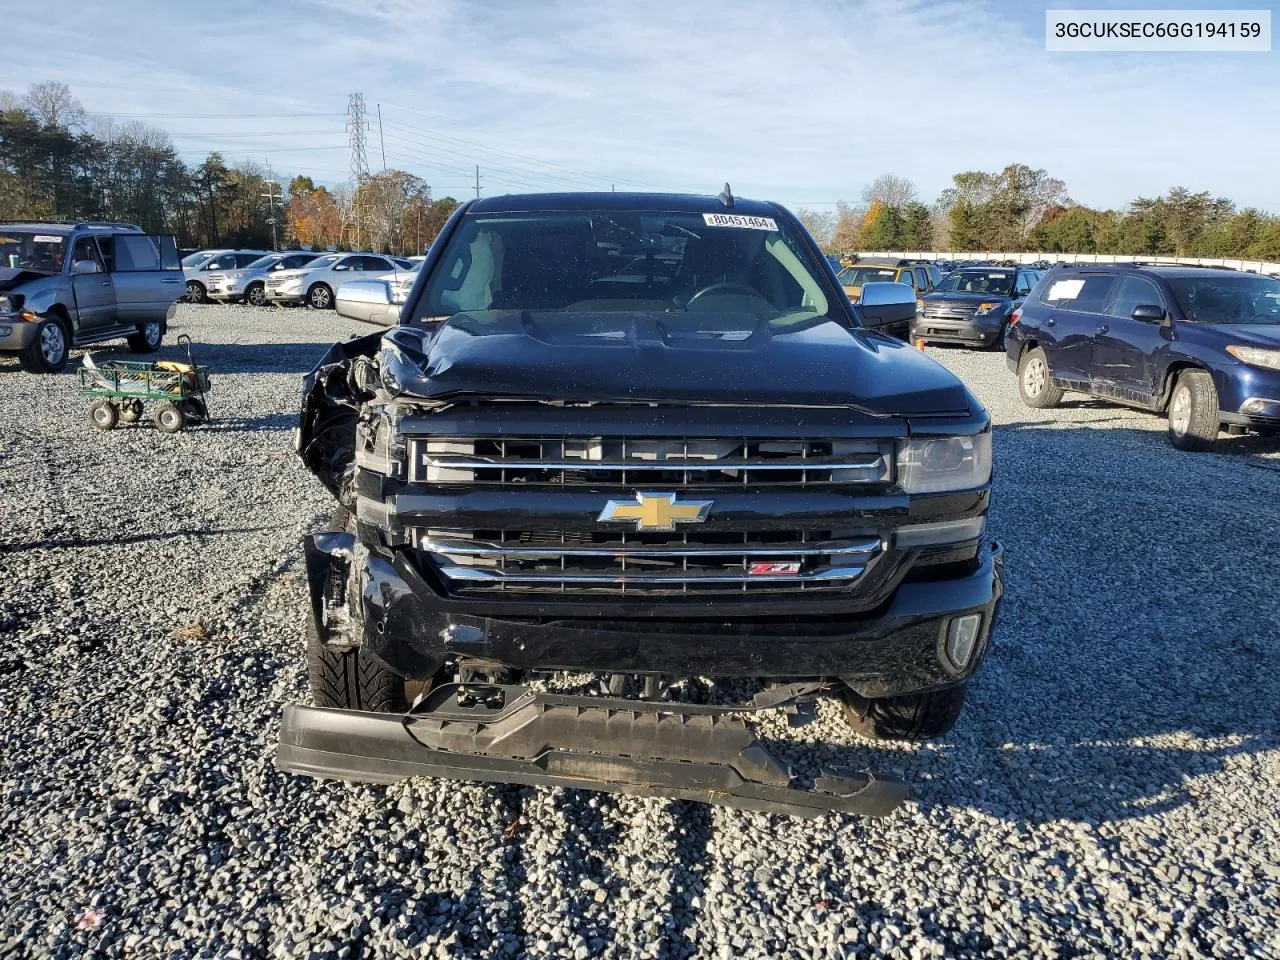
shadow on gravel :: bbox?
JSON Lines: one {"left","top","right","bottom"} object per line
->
{"left": 0, "top": 526, "right": 271, "bottom": 554}
{"left": 792, "top": 420, "right": 1280, "bottom": 825}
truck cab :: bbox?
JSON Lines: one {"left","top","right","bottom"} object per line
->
{"left": 0, "top": 221, "right": 183, "bottom": 373}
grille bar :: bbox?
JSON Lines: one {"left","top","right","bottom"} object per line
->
{"left": 421, "top": 456, "right": 885, "bottom": 472}
{"left": 420, "top": 535, "right": 881, "bottom": 559}
{"left": 437, "top": 565, "right": 866, "bottom": 585}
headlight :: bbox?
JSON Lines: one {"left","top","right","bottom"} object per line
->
{"left": 227, "top": 272, "right": 243, "bottom": 280}
{"left": 0, "top": 295, "right": 14, "bottom": 314}
{"left": 974, "top": 302, "right": 1006, "bottom": 316}
{"left": 1226, "top": 345, "right": 1280, "bottom": 371}
{"left": 897, "top": 432, "right": 992, "bottom": 494}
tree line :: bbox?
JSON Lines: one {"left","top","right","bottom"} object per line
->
{"left": 0, "top": 82, "right": 458, "bottom": 254}
{"left": 800, "top": 166, "right": 1280, "bottom": 261}
{"left": 4, "top": 83, "right": 1277, "bottom": 262}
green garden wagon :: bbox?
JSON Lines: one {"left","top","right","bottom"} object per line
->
{"left": 78, "top": 334, "right": 211, "bottom": 434}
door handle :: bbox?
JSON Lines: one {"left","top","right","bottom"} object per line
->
{"left": 161, "top": 278, "right": 182, "bottom": 284}
{"left": 1097, "top": 324, "right": 1110, "bottom": 335}
{"left": 100, "top": 280, "right": 112, "bottom": 287}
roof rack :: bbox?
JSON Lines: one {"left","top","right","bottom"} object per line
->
{"left": 0, "top": 219, "right": 141, "bottom": 230}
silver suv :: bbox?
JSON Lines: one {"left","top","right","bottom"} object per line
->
{"left": 184, "top": 250, "right": 269, "bottom": 303}
{"left": 0, "top": 221, "right": 183, "bottom": 373}
{"left": 266, "top": 253, "right": 404, "bottom": 309}
{"left": 205, "top": 251, "right": 321, "bottom": 306}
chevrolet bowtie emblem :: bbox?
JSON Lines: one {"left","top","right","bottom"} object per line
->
{"left": 597, "top": 492, "right": 714, "bottom": 532}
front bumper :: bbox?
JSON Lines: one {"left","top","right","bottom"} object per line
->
{"left": 0, "top": 317, "right": 39, "bottom": 350}
{"left": 309, "top": 533, "right": 1004, "bottom": 700}
{"left": 278, "top": 681, "right": 910, "bottom": 817}
{"left": 911, "top": 315, "right": 1004, "bottom": 347}
{"left": 267, "top": 288, "right": 306, "bottom": 304}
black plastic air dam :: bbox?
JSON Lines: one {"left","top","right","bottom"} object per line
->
{"left": 277, "top": 683, "right": 910, "bottom": 818}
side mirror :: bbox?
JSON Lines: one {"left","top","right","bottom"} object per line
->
{"left": 335, "top": 279, "right": 391, "bottom": 306}
{"left": 858, "top": 281, "right": 917, "bottom": 307}
{"left": 1130, "top": 304, "right": 1166, "bottom": 324}
{"left": 72, "top": 259, "right": 101, "bottom": 275}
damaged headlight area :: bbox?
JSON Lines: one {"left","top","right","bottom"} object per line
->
{"left": 0, "top": 293, "right": 23, "bottom": 315}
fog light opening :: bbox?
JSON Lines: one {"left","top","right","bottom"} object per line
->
{"left": 944, "top": 614, "right": 983, "bottom": 671}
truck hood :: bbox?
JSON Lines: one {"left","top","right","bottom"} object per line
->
{"left": 0, "top": 268, "right": 50, "bottom": 292}
{"left": 378, "top": 310, "right": 973, "bottom": 417}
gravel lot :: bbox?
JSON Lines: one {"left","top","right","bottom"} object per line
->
{"left": 2, "top": 304, "right": 1278, "bottom": 959}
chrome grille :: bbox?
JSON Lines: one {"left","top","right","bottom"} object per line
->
{"left": 412, "top": 528, "right": 881, "bottom": 597}
{"left": 408, "top": 437, "right": 893, "bottom": 487}
{"left": 922, "top": 300, "right": 980, "bottom": 320}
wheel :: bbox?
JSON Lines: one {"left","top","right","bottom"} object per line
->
{"left": 841, "top": 682, "right": 968, "bottom": 742}
{"left": 306, "top": 508, "right": 406, "bottom": 712}
{"left": 127, "top": 319, "right": 163, "bottom": 353}
{"left": 1167, "top": 369, "right": 1220, "bottom": 451}
{"left": 88, "top": 399, "right": 119, "bottom": 431}
{"left": 17, "top": 315, "right": 70, "bottom": 373}
{"left": 245, "top": 282, "right": 267, "bottom": 307}
{"left": 119, "top": 399, "right": 144, "bottom": 423}
{"left": 307, "top": 283, "right": 333, "bottom": 310}
{"left": 186, "top": 280, "right": 206, "bottom": 303}
{"left": 1017, "top": 347, "right": 1064, "bottom": 409}
{"left": 153, "top": 401, "right": 187, "bottom": 434}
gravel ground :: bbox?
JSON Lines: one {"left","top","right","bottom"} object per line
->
{"left": 1, "top": 304, "right": 1278, "bottom": 959}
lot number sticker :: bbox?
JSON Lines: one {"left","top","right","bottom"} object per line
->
{"left": 703, "top": 213, "right": 777, "bottom": 230}
{"left": 34, "top": 235, "right": 62, "bottom": 243}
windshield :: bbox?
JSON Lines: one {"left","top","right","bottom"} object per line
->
{"left": 415, "top": 210, "right": 830, "bottom": 325}
{"left": 244, "top": 254, "right": 283, "bottom": 270}
{"left": 935, "top": 270, "right": 1016, "bottom": 296}
{"left": 1168, "top": 274, "right": 1280, "bottom": 324}
{"left": 838, "top": 266, "right": 898, "bottom": 286}
{"left": 309, "top": 255, "right": 341, "bottom": 269}
{"left": 0, "top": 231, "right": 68, "bottom": 275}
{"left": 181, "top": 251, "right": 212, "bottom": 267}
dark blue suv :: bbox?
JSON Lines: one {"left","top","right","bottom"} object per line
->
{"left": 1007, "top": 264, "right": 1280, "bottom": 449}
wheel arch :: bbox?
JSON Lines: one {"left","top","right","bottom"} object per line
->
{"left": 1158, "top": 359, "right": 1211, "bottom": 413}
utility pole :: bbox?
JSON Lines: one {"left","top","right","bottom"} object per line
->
{"left": 262, "top": 160, "right": 282, "bottom": 251}
{"left": 474, "top": 164, "right": 481, "bottom": 199}
{"left": 416, "top": 208, "right": 422, "bottom": 255}
{"left": 376, "top": 103, "right": 387, "bottom": 172}
{"left": 346, "top": 93, "right": 370, "bottom": 250}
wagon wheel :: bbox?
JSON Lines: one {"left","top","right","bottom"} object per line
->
{"left": 88, "top": 399, "right": 119, "bottom": 431}
{"left": 153, "top": 401, "right": 187, "bottom": 434}
{"left": 119, "top": 399, "right": 144, "bottom": 423}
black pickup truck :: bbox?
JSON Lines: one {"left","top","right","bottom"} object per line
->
{"left": 283, "top": 191, "right": 1004, "bottom": 817}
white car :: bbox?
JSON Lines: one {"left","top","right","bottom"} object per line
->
{"left": 204, "top": 251, "right": 321, "bottom": 306}
{"left": 265, "top": 253, "right": 409, "bottom": 310}
{"left": 184, "top": 250, "right": 269, "bottom": 303}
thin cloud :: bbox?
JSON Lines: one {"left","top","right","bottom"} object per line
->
{"left": 1, "top": 0, "right": 1276, "bottom": 209}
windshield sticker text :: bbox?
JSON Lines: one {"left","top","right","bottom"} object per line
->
{"left": 702, "top": 214, "right": 778, "bottom": 230}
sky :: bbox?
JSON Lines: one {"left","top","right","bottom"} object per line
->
{"left": 1, "top": 0, "right": 1277, "bottom": 212}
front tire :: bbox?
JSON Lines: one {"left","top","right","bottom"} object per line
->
{"left": 18, "top": 315, "right": 70, "bottom": 373}
{"left": 1167, "top": 369, "right": 1220, "bottom": 451}
{"left": 841, "top": 682, "right": 969, "bottom": 742}
{"left": 1017, "top": 346, "right": 1064, "bottom": 409}
{"left": 186, "top": 280, "right": 206, "bottom": 303}
{"left": 127, "top": 319, "right": 163, "bottom": 353}
{"left": 306, "top": 507, "right": 406, "bottom": 712}
{"left": 245, "top": 282, "right": 267, "bottom": 307}
{"left": 308, "top": 283, "right": 333, "bottom": 310}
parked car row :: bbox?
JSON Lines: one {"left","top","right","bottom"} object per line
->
{"left": 180, "top": 248, "right": 420, "bottom": 309}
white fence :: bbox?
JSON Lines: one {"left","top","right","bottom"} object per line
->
{"left": 855, "top": 251, "right": 1280, "bottom": 276}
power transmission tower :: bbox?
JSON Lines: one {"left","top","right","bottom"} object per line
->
{"left": 347, "top": 93, "right": 370, "bottom": 249}
{"left": 262, "top": 160, "right": 282, "bottom": 251}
